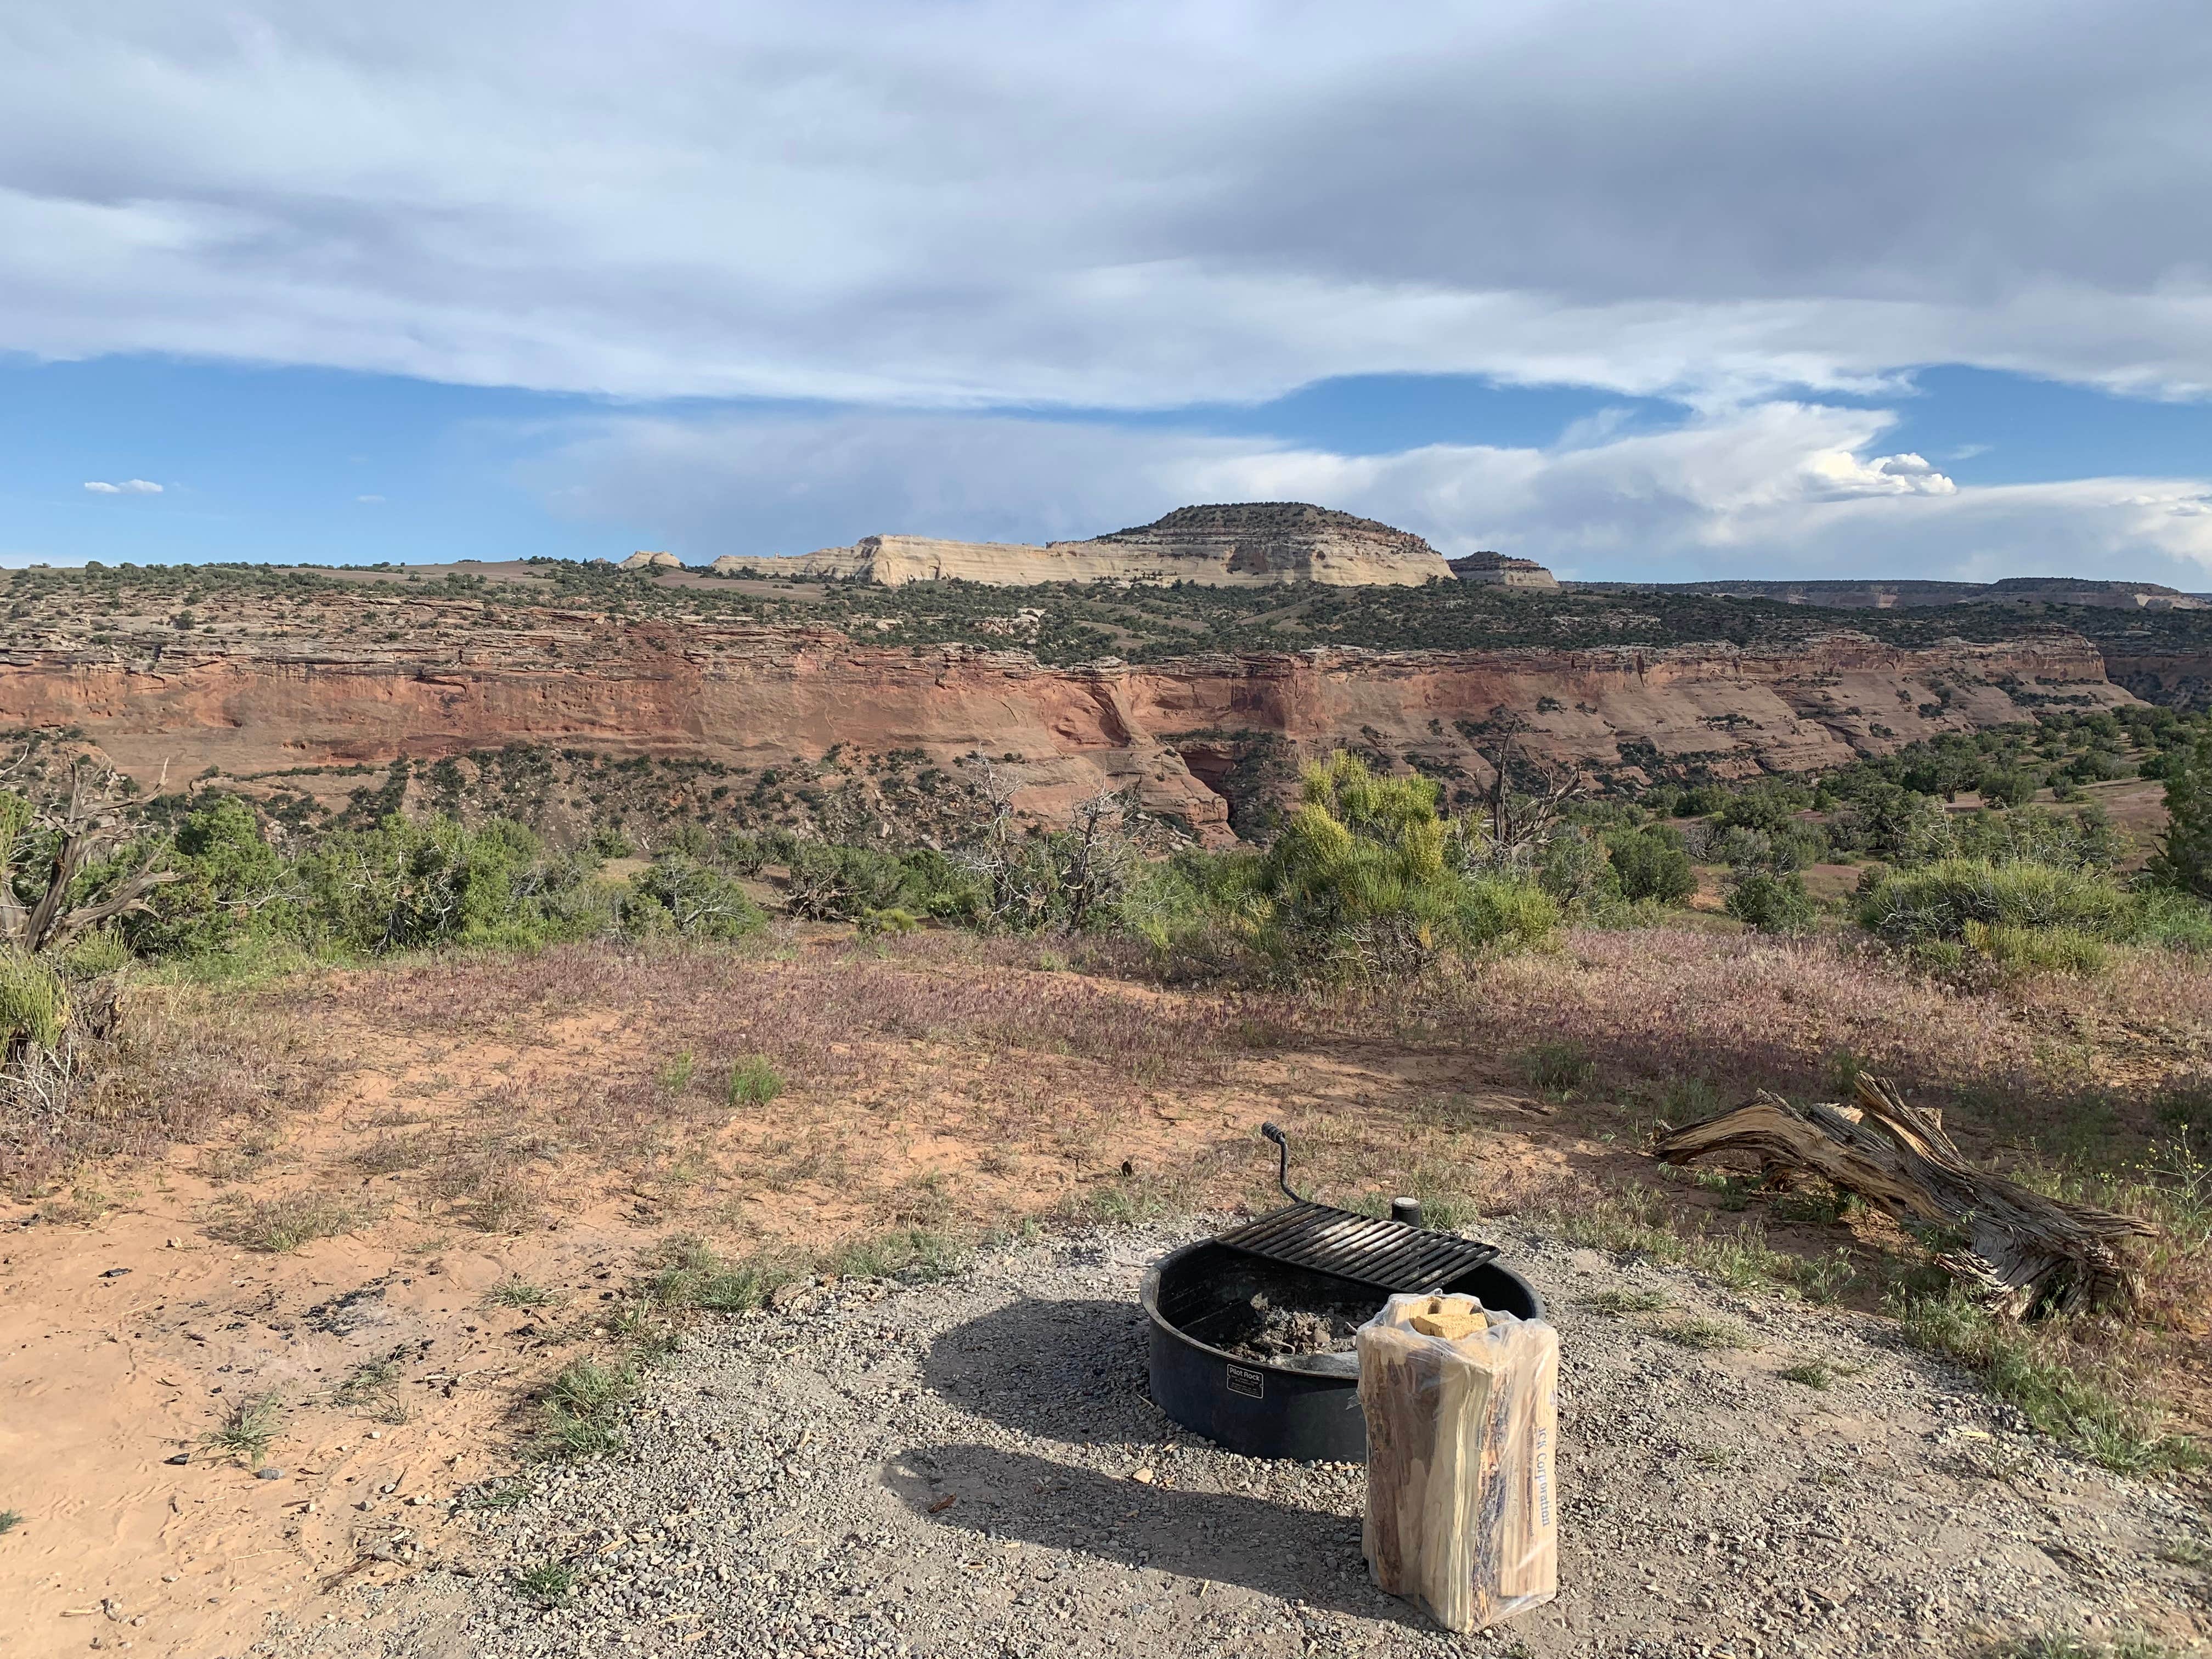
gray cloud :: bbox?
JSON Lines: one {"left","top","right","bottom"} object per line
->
{"left": 3, "top": 2, "right": 2210, "bottom": 404}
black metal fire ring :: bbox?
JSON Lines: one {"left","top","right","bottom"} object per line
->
{"left": 1142, "top": 1238, "right": 1544, "bottom": 1463}
{"left": 1140, "top": 1124, "right": 1544, "bottom": 1462}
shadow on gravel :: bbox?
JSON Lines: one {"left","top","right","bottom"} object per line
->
{"left": 882, "top": 1443, "right": 1419, "bottom": 1624}
{"left": 923, "top": 1297, "right": 1164, "bottom": 1448}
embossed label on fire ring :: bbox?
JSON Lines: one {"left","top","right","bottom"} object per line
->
{"left": 1226, "top": 1363, "right": 1264, "bottom": 1399}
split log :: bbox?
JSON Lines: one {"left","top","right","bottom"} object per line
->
{"left": 1359, "top": 1294, "right": 1558, "bottom": 1634}
{"left": 1653, "top": 1073, "right": 2157, "bottom": 1319}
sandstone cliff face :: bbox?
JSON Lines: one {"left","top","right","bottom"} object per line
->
{"left": 1449, "top": 551, "right": 1560, "bottom": 591}
{"left": 2101, "top": 650, "right": 2212, "bottom": 710}
{"left": 710, "top": 502, "right": 1451, "bottom": 588}
{"left": 0, "top": 611, "right": 2131, "bottom": 845}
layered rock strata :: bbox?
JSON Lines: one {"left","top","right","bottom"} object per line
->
{"left": 0, "top": 613, "right": 2131, "bottom": 844}
{"left": 1449, "top": 552, "right": 1560, "bottom": 591}
{"left": 709, "top": 502, "right": 1452, "bottom": 588}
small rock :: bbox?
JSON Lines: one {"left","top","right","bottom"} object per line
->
{"left": 1131, "top": 1468, "right": 1155, "bottom": 1484}
{"left": 255, "top": 1468, "right": 285, "bottom": 1481}
{"left": 100, "top": 1267, "right": 132, "bottom": 1278}
{"left": 164, "top": 1453, "right": 190, "bottom": 1466}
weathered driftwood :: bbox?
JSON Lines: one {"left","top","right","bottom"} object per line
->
{"left": 1654, "top": 1074, "right": 2157, "bottom": 1318}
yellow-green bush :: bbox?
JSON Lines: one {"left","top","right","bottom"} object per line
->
{"left": 1858, "top": 858, "right": 2129, "bottom": 950}
{"left": 0, "top": 950, "right": 66, "bottom": 1055}
{"left": 1254, "top": 754, "right": 1558, "bottom": 978}
{"left": 1961, "top": 920, "right": 2107, "bottom": 978}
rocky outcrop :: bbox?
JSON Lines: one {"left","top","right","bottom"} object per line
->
{"left": 0, "top": 611, "right": 2131, "bottom": 845}
{"left": 710, "top": 502, "right": 1452, "bottom": 588}
{"left": 1449, "top": 552, "right": 1560, "bottom": 591}
{"left": 618, "top": 551, "right": 683, "bottom": 572}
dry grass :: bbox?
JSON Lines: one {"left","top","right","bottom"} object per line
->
{"left": 1, "top": 985, "right": 336, "bottom": 1197}
{"left": 209, "top": 1190, "right": 360, "bottom": 1252}
{"left": 200, "top": 1391, "right": 285, "bottom": 1463}
{"left": 17, "top": 926, "right": 2212, "bottom": 1462}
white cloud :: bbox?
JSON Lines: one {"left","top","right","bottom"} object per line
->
{"left": 533, "top": 401, "right": 2212, "bottom": 585}
{"left": 82, "top": 478, "right": 161, "bottom": 493}
{"left": 1, "top": 3, "right": 2209, "bottom": 406}
{"left": 355, "top": 493, "right": 385, "bottom": 503}
{"left": 1805, "top": 450, "right": 1958, "bottom": 499}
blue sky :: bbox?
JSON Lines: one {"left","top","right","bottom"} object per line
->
{"left": 4, "top": 3, "right": 2211, "bottom": 582}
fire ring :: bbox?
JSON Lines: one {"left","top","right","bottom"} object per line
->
{"left": 1141, "top": 1125, "right": 1544, "bottom": 1463}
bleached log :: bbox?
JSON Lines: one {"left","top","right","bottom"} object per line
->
{"left": 1654, "top": 1074, "right": 2157, "bottom": 1318}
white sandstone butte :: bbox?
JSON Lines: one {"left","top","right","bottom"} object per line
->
{"left": 708, "top": 503, "right": 1454, "bottom": 588}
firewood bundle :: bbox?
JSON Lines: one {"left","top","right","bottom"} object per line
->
{"left": 1357, "top": 1293, "right": 1559, "bottom": 1634}
{"left": 1655, "top": 1074, "right": 2158, "bottom": 1318}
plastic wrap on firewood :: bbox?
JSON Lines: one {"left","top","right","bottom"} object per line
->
{"left": 1654, "top": 1073, "right": 2157, "bottom": 1318}
{"left": 1357, "top": 1293, "right": 1559, "bottom": 1634}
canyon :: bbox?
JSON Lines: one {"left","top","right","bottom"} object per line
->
{"left": 0, "top": 602, "right": 2135, "bottom": 844}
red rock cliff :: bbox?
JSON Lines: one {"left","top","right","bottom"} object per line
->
{"left": 0, "top": 617, "right": 2130, "bottom": 843}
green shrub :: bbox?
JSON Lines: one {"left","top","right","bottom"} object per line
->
{"left": 132, "top": 794, "right": 292, "bottom": 957}
{"left": 1254, "top": 754, "right": 1556, "bottom": 979}
{"left": 59, "top": 927, "right": 131, "bottom": 977}
{"left": 1954, "top": 804, "right": 2121, "bottom": 871}
{"left": 2152, "top": 730, "right": 2212, "bottom": 901}
{"left": 2125, "top": 885, "right": 2212, "bottom": 953}
{"left": 784, "top": 844, "right": 980, "bottom": 926}
{"left": 630, "top": 857, "right": 764, "bottom": 940}
{"left": 1857, "top": 859, "right": 2130, "bottom": 945}
{"left": 718, "top": 832, "right": 768, "bottom": 876}
{"left": 0, "top": 950, "right": 65, "bottom": 1055}
{"left": 785, "top": 842, "right": 909, "bottom": 921}
{"left": 726, "top": 1056, "right": 783, "bottom": 1107}
{"left": 1725, "top": 871, "right": 1816, "bottom": 934}
{"left": 1606, "top": 825, "right": 1695, "bottom": 905}
{"left": 1827, "top": 785, "right": 1957, "bottom": 864}
{"left": 1110, "top": 848, "right": 1264, "bottom": 960}
{"left": 1716, "top": 786, "right": 1803, "bottom": 836}
{"left": 1460, "top": 874, "right": 1562, "bottom": 950}
{"left": 1976, "top": 766, "right": 2039, "bottom": 808}
{"left": 297, "top": 814, "right": 546, "bottom": 953}
{"left": 1962, "top": 921, "right": 2107, "bottom": 978}
{"left": 1533, "top": 827, "right": 1618, "bottom": 913}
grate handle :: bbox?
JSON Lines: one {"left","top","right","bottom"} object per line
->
{"left": 1259, "top": 1121, "right": 1301, "bottom": 1201}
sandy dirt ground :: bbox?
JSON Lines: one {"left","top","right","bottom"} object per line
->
{"left": 4, "top": 928, "right": 2201, "bottom": 1658}
{"left": 1, "top": 963, "right": 1620, "bottom": 1659}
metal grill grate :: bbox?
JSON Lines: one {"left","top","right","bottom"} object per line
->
{"left": 1214, "top": 1201, "right": 1500, "bottom": 1294}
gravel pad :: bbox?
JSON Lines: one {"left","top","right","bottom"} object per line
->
{"left": 296, "top": 1223, "right": 2206, "bottom": 1658}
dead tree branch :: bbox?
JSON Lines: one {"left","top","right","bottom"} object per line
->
{"left": 0, "top": 763, "right": 178, "bottom": 956}
{"left": 1654, "top": 1074, "right": 2158, "bottom": 1319}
